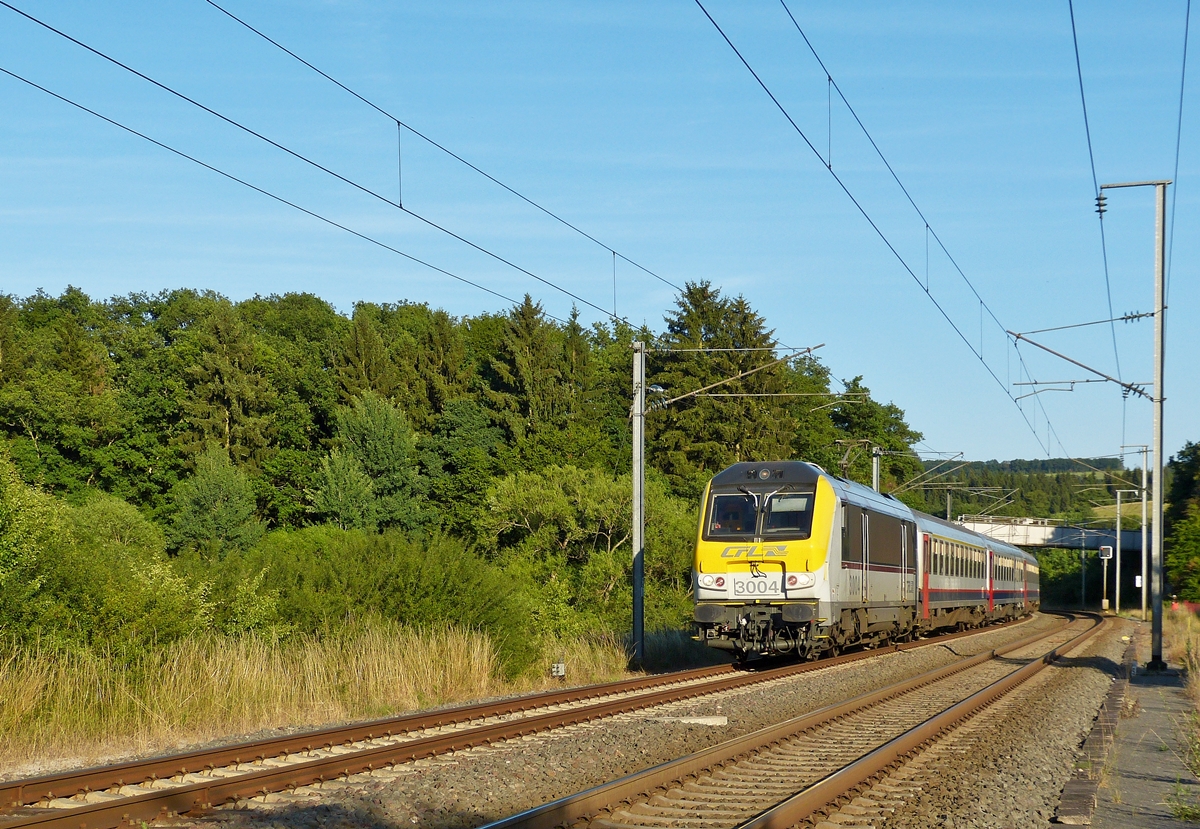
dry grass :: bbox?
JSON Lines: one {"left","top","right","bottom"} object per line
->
{"left": 526, "top": 633, "right": 632, "bottom": 689}
{"left": 0, "top": 624, "right": 717, "bottom": 776}
{"left": 1165, "top": 609, "right": 1200, "bottom": 679}
{"left": 0, "top": 624, "right": 642, "bottom": 776}
{"left": 0, "top": 624, "right": 513, "bottom": 774}
{"left": 1164, "top": 610, "right": 1200, "bottom": 780}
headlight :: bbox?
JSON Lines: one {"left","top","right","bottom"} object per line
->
{"left": 700, "top": 574, "right": 716, "bottom": 587}
{"left": 787, "top": 573, "right": 815, "bottom": 588}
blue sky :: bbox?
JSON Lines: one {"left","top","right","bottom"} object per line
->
{"left": 0, "top": 1, "right": 1193, "bottom": 467}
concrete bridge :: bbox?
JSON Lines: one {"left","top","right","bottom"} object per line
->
{"left": 958, "top": 515, "right": 1149, "bottom": 553}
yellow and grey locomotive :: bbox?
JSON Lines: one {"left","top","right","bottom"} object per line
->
{"left": 693, "top": 461, "right": 1039, "bottom": 659}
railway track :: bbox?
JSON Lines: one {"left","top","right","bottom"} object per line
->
{"left": 480, "top": 612, "right": 1102, "bottom": 829}
{"left": 0, "top": 615, "right": 1044, "bottom": 829}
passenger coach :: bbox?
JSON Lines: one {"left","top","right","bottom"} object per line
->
{"left": 692, "top": 461, "right": 1039, "bottom": 659}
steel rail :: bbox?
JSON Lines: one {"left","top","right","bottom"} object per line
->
{"left": 476, "top": 612, "right": 1092, "bottom": 829}
{"left": 0, "top": 665, "right": 730, "bottom": 810}
{"left": 740, "top": 614, "right": 1104, "bottom": 829}
{"left": 0, "top": 615, "right": 1043, "bottom": 829}
{"left": 1, "top": 615, "right": 1035, "bottom": 815}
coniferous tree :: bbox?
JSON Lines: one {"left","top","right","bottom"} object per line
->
{"left": 335, "top": 392, "right": 426, "bottom": 530}
{"left": 180, "top": 303, "right": 273, "bottom": 466}
{"left": 334, "top": 306, "right": 402, "bottom": 402}
{"left": 649, "top": 282, "right": 794, "bottom": 496}
{"left": 481, "top": 295, "right": 567, "bottom": 457}
{"left": 308, "top": 449, "right": 376, "bottom": 531}
{"left": 167, "top": 446, "right": 264, "bottom": 557}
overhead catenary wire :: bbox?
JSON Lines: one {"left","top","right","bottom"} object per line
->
{"left": 777, "top": 0, "right": 1073, "bottom": 459}
{"left": 0, "top": 65, "right": 573, "bottom": 327}
{"left": 1067, "top": 0, "right": 1123, "bottom": 382}
{"left": 1017, "top": 311, "right": 1153, "bottom": 336}
{"left": 0, "top": 0, "right": 624, "bottom": 324}
{"left": 201, "top": 0, "right": 684, "bottom": 294}
{"left": 694, "top": 0, "right": 1050, "bottom": 455}
{"left": 782, "top": 0, "right": 1120, "bottom": 468}
{"left": 783, "top": 1, "right": 1121, "bottom": 465}
{"left": 778, "top": 0, "right": 1009, "bottom": 341}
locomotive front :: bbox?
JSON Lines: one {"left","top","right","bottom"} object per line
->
{"left": 692, "top": 461, "right": 837, "bottom": 658}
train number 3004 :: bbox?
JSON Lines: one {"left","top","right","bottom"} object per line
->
{"left": 732, "top": 579, "right": 780, "bottom": 595}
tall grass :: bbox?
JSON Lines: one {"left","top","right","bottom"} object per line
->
{"left": 0, "top": 622, "right": 651, "bottom": 775}
{"left": 1164, "top": 610, "right": 1200, "bottom": 784}
{"left": 0, "top": 624, "right": 510, "bottom": 772}
{"left": 0, "top": 623, "right": 721, "bottom": 775}
{"left": 1166, "top": 610, "right": 1200, "bottom": 701}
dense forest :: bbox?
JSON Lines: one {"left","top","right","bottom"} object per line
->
{"left": 3, "top": 282, "right": 1198, "bottom": 670}
{"left": 0, "top": 282, "right": 923, "bottom": 673}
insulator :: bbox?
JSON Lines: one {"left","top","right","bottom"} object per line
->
{"left": 1095, "top": 193, "right": 1107, "bottom": 215}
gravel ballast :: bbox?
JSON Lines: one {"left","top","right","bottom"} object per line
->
{"left": 188, "top": 614, "right": 1073, "bottom": 829}
{"left": 810, "top": 617, "right": 1133, "bottom": 828}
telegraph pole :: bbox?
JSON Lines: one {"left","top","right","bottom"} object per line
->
{"left": 1102, "top": 181, "right": 1169, "bottom": 669}
{"left": 872, "top": 446, "right": 882, "bottom": 493}
{"left": 1116, "top": 491, "right": 1123, "bottom": 614}
{"left": 1080, "top": 530, "right": 1087, "bottom": 610}
{"left": 1150, "top": 181, "right": 1167, "bottom": 670}
{"left": 1124, "top": 444, "right": 1149, "bottom": 621}
{"left": 631, "top": 341, "right": 646, "bottom": 668}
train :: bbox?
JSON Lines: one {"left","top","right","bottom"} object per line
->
{"left": 692, "top": 460, "right": 1040, "bottom": 659}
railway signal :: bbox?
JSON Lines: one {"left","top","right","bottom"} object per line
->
{"left": 1099, "top": 545, "right": 1113, "bottom": 611}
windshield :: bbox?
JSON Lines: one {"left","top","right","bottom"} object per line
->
{"left": 762, "top": 492, "right": 814, "bottom": 536}
{"left": 704, "top": 489, "right": 815, "bottom": 540}
{"left": 707, "top": 494, "right": 757, "bottom": 537}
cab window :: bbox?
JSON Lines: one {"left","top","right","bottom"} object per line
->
{"left": 706, "top": 493, "right": 756, "bottom": 538}
{"left": 762, "top": 493, "right": 815, "bottom": 538}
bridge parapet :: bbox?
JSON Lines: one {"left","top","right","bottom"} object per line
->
{"left": 959, "top": 515, "right": 1146, "bottom": 552}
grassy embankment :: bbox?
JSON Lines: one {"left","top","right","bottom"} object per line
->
{"left": 0, "top": 624, "right": 720, "bottom": 775}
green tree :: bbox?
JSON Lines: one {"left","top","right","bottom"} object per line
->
{"left": 421, "top": 399, "right": 508, "bottom": 537}
{"left": 167, "top": 446, "right": 264, "bottom": 557}
{"left": 308, "top": 449, "right": 376, "bottom": 531}
{"left": 335, "top": 392, "right": 427, "bottom": 530}
{"left": 482, "top": 465, "right": 697, "bottom": 635}
{"left": 334, "top": 305, "right": 404, "bottom": 402}
{"left": 480, "top": 295, "right": 567, "bottom": 454}
{"left": 0, "top": 447, "right": 59, "bottom": 609}
{"left": 1167, "top": 503, "right": 1200, "bottom": 601}
{"left": 179, "top": 303, "right": 273, "bottom": 465}
{"left": 649, "top": 282, "right": 795, "bottom": 497}
{"left": 830, "top": 376, "right": 923, "bottom": 490}
{"left": 1167, "top": 441, "right": 1200, "bottom": 529}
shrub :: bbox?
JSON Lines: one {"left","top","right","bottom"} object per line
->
{"left": 244, "top": 527, "right": 537, "bottom": 674}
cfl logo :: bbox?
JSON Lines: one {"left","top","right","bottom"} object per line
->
{"left": 720, "top": 545, "right": 788, "bottom": 558}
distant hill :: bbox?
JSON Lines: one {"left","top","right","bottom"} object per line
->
{"left": 899, "top": 457, "right": 1131, "bottom": 521}
{"left": 963, "top": 458, "right": 1124, "bottom": 474}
